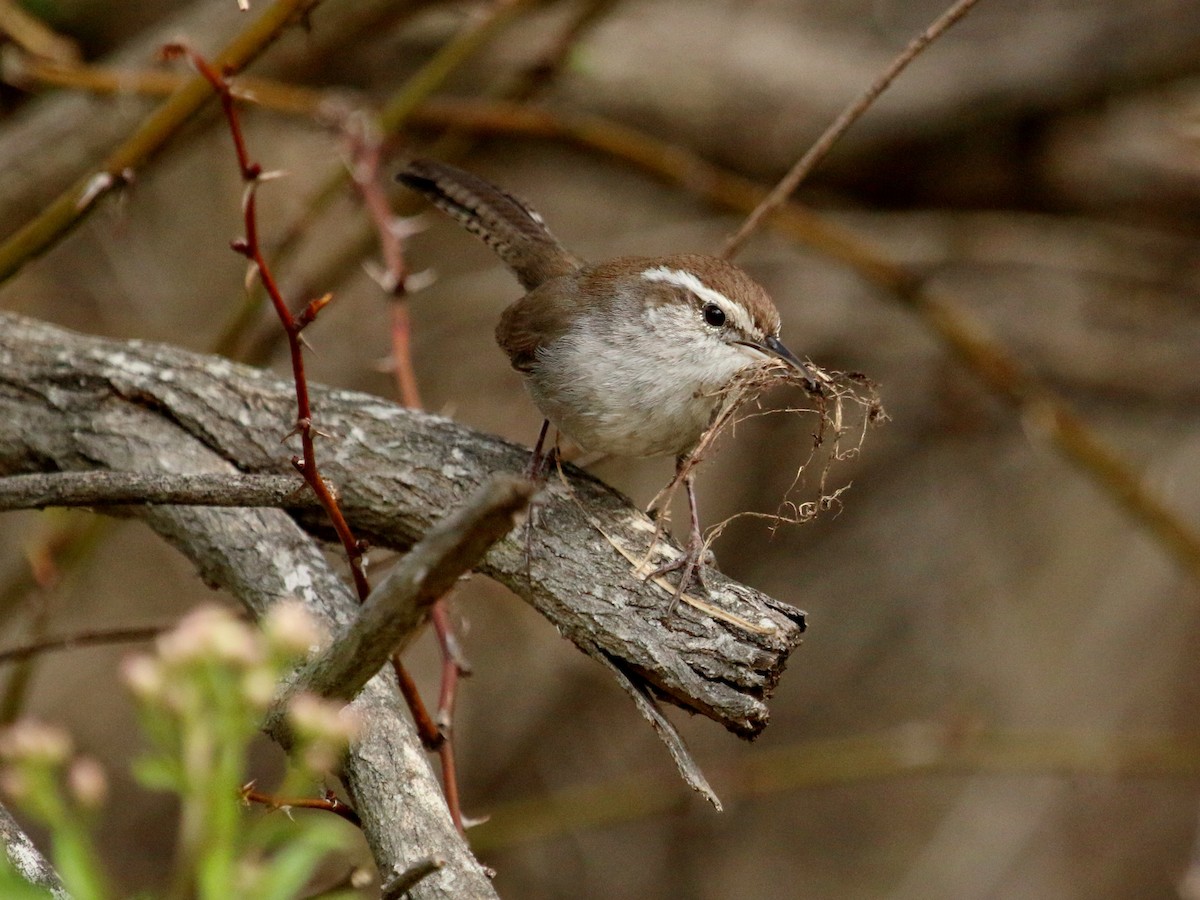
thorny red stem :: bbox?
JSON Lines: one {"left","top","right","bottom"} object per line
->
{"left": 432, "top": 601, "right": 469, "bottom": 834}
{"left": 345, "top": 124, "right": 473, "bottom": 832}
{"left": 345, "top": 126, "right": 423, "bottom": 410}
{"left": 392, "top": 657, "right": 443, "bottom": 750}
{"left": 389, "top": 299, "right": 422, "bottom": 410}
{"left": 181, "top": 44, "right": 372, "bottom": 601}
{"left": 243, "top": 786, "right": 362, "bottom": 828}
{"left": 180, "top": 45, "right": 444, "bottom": 758}
{"left": 432, "top": 603, "right": 470, "bottom": 711}
{"left": 439, "top": 742, "right": 465, "bottom": 833}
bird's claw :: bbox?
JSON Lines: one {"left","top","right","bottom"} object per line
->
{"left": 644, "top": 539, "right": 716, "bottom": 614}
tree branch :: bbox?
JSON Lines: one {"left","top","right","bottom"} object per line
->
{"left": 276, "top": 475, "right": 533, "bottom": 715}
{"left": 0, "top": 311, "right": 806, "bottom": 741}
{"left": 0, "top": 471, "right": 308, "bottom": 511}
{"left": 0, "top": 330, "right": 498, "bottom": 897}
{"left": 0, "top": 801, "right": 68, "bottom": 897}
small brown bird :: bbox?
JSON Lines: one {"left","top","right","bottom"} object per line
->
{"left": 398, "top": 159, "right": 815, "bottom": 602}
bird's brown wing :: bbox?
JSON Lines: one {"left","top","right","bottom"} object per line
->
{"left": 495, "top": 277, "right": 586, "bottom": 373}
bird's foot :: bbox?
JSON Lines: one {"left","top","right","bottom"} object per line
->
{"left": 521, "top": 421, "right": 558, "bottom": 582}
{"left": 644, "top": 537, "right": 717, "bottom": 615}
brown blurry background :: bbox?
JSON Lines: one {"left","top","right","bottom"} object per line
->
{"left": 1, "top": 0, "right": 1199, "bottom": 897}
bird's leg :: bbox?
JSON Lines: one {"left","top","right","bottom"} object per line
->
{"left": 522, "top": 419, "right": 554, "bottom": 582}
{"left": 526, "top": 418, "right": 554, "bottom": 481}
{"left": 645, "top": 459, "right": 712, "bottom": 613}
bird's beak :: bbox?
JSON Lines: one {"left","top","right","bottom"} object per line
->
{"left": 762, "top": 335, "right": 822, "bottom": 394}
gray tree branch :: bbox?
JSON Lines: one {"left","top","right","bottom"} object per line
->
{"left": 276, "top": 475, "right": 533, "bottom": 715}
{"left": 0, "top": 327, "right": 496, "bottom": 896}
{"left": 0, "top": 802, "right": 68, "bottom": 898}
{"left": 0, "top": 310, "right": 807, "bottom": 739}
{"left": 0, "top": 470, "right": 308, "bottom": 510}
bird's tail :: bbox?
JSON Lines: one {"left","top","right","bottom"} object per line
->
{"left": 397, "top": 159, "right": 580, "bottom": 290}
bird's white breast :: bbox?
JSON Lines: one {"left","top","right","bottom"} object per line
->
{"left": 523, "top": 303, "right": 756, "bottom": 457}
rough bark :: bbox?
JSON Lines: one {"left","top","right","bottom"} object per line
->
{"left": 0, "top": 319, "right": 496, "bottom": 897}
{"left": 0, "top": 311, "right": 806, "bottom": 739}
{"left": 0, "top": 803, "right": 68, "bottom": 898}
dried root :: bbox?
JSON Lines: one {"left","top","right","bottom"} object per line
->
{"left": 649, "top": 358, "right": 887, "bottom": 552}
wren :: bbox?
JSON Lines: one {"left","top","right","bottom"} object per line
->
{"left": 397, "top": 159, "right": 815, "bottom": 605}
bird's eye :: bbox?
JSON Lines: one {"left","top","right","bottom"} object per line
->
{"left": 703, "top": 303, "right": 726, "bottom": 327}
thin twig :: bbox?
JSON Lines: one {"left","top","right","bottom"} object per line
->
{"left": 721, "top": 0, "right": 984, "bottom": 259}
{"left": 0, "top": 52, "right": 346, "bottom": 118}
{"left": 431, "top": 599, "right": 470, "bottom": 833}
{"left": 0, "top": 624, "right": 171, "bottom": 666}
{"left": 166, "top": 44, "right": 372, "bottom": 602}
{"left": 382, "top": 856, "right": 446, "bottom": 900}
{"left": 243, "top": 786, "right": 362, "bottom": 828}
{"left": 390, "top": 658, "right": 442, "bottom": 750}
{"left": 0, "top": 0, "right": 79, "bottom": 63}
{"left": 342, "top": 119, "right": 422, "bottom": 409}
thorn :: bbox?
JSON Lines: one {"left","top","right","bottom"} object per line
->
{"left": 362, "top": 260, "right": 400, "bottom": 293}
{"left": 156, "top": 42, "right": 187, "bottom": 63}
{"left": 388, "top": 213, "right": 429, "bottom": 240}
{"left": 283, "top": 418, "right": 308, "bottom": 441}
{"left": 76, "top": 172, "right": 114, "bottom": 211}
{"left": 403, "top": 268, "right": 437, "bottom": 293}
{"left": 298, "top": 293, "right": 334, "bottom": 328}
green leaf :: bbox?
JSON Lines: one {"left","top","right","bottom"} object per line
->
{"left": 0, "top": 860, "right": 57, "bottom": 900}
{"left": 250, "top": 820, "right": 349, "bottom": 900}
{"left": 130, "top": 756, "right": 182, "bottom": 792}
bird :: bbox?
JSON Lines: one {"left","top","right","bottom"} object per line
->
{"left": 397, "top": 158, "right": 816, "bottom": 606}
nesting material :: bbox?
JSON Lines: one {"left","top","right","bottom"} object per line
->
{"left": 650, "top": 358, "right": 887, "bottom": 546}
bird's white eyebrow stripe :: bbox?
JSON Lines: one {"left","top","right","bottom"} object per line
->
{"left": 639, "top": 266, "right": 755, "bottom": 334}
